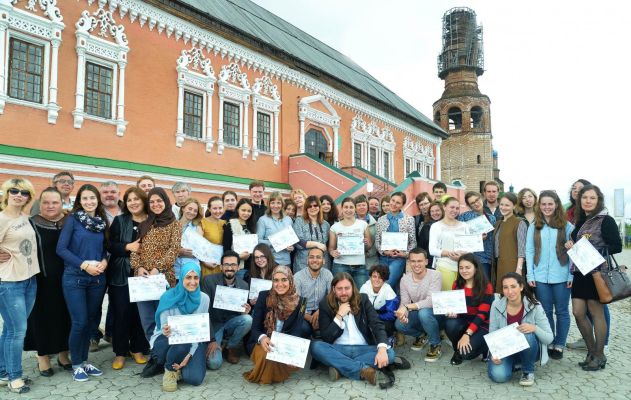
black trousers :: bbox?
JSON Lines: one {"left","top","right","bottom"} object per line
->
{"left": 444, "top": 318, "right": 488, "bottom": 360}
{"left": 109, "top": 284, "right": 149, "bottom": 356}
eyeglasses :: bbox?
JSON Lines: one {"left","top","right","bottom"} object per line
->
{"left": 54, "top": 179, "right": 74, "bottom": 185}
{"left": 254, "top": 255, "right": 266, "bottom": 260}
{"left": 308, "top": 255, "right": 323, "bottom": 260}
{"left": 8, "top": 188, "right": 31, "bottom": 197}
{"left": 308, "top": 204, "right": 319, "bottom": 209}
{"left": 272, "top": 277, "right": 289, "bottom": 283}
{"left": 222, "top": 263, "right": 238, "bottom": 268}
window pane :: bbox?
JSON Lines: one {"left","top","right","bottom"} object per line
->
{"left": 223, "top": 102, "right": 240, "bottom": 146}
{"left": 257, "top": 112, "right": 271, "bottom": 153}
{"left": 383, "top": 152, "right": 390, "bottom": 178}
{"left": 8, "top": 38, "right": 44, "bottom": 103}
{"left": 84, "top": 62, "right": 113, "bottom": 119}
{"left": 354, "top": 143, "right": 362, "bottom": 167}
{"left": 369, "top": 148, "right": 377, "bottom": 174}
{"left": 183, "top": 91, "right": 203, "bottom": 138}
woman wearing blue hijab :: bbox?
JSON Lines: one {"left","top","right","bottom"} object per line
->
{"left": 149, "top": 262, "right": 214, "bottom": 392}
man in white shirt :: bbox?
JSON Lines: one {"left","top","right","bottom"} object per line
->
{"left": 311, "top": 273, "right": 409, "bottom": 388}
{"left": 294, "top": 247, "right": 333, "bottom": 333}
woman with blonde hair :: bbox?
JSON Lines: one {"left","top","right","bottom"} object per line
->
{"left": 257, "top": 192, "right": 294, "bottom": 266}
{"left": 201, "top": 196, "right": 225, "bottom": 276}
{"left": 516, "top": 188, "right": 538, "bottom": 225}
{"left": 293, "top": 195, "right": 330, "bottom": 273}
{"left": 0, "top": 178, "right": 39, "bottom": 393}
{"left": 290, "top": 189, "right": 307, "bottom": 218}
{"left": 176, "top": 197, "right": 204, "bottom": 279}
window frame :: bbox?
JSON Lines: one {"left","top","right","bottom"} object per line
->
{"left": 83, "top": 58, "right": 116, "bottom": 121}
{"left": 255, "top": 110, "right": 272, "bottom": 154}
{"left": 222, "top": 101, "right": 241, "bottom": 147}
{"left": 182, "top": 89, "right": 205, "bottom": 139}
{"left": 353, "top": 142, "right": 363, "bottom": 168}
{"left": 217, "top": 62, "right": 251, "bottom": 158}
{"left": 7, "top": 36, "right": 46, "bottom": 105}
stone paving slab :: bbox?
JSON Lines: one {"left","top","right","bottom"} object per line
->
{"left": 3, "top": 250, "right": 631, "bottom": 399}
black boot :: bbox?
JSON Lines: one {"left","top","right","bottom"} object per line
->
{"left": 140, "top": 356, "right": 164, "bottom": 378}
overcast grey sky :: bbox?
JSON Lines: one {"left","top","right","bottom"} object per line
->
{"left": 251, "top": 0, "right": 629, "bottom": 212}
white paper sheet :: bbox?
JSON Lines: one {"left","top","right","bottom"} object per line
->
{"left": 183, "top": 229, "right": 223, "bottom": 264}
{"left": 233, "top": 234, "right": 259, "bottom": 255}
{"left": 453, "top": 234, "right": 484, "bottom": 253}
{"left": 483, "top": 322, "right": 531, "bottom": 360}
{"left": 268, "top": 226, "right": 299, "bottom": 253}
{"left": 213, "top": 285, "right": 249, "bottom": 312}
{"left": 265, "top": 332, "right": 311, "bottom": 368}
{"left": 167, "top": 313, "right": 211, "bottom": 345}
{"left": 466, "top": 215, "right": 495, "bottom": 235}
{"left": 249, "top": 278, "right": 273, "bottom": 300}
{"left": 336, "top": 235, "right": 364, "bottom": 255}
{"left": 432, "top": 289, "right": 468, "bottom": 315}
{"left": 567, "top": 237, "right": 606, "bottom": 275}
{"left": 380, "top": 232, "right": 408, "bottom": 251}
{"left": 128, "top": 274, "right": 168, "bottom": 302}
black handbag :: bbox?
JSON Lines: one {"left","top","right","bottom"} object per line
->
{"left": 594, "top": 252, "right": 631, "bottom": 304}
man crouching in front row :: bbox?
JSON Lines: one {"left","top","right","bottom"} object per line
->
{"left": 311, "top": 272, "right": 410, "bottom": 388}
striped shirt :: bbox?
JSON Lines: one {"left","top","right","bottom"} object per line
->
{"left": 294, "top": 267, "right": 333, "bottom": 312}
{"left": 452, "top": 282, "right": 494, "bottom": 334}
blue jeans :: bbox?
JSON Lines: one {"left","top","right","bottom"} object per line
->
{"left": 152, "top": 335, "right": 207, "bottom": 386}
{"left": 487, "top": 332, "right": 539, "bottom": 382}
{"left": 332, "top": 263, "right": 368, "bottom": 289}
{"left": 62, "top": 274, "right": 106, "bottom": 368}
{"left": 379, "top": 256, "right": 406, "bottom": 293}
{"left": 137, "top": 300, "right": 160, "bottom": 343}
{"left": 206, "top": 315, "right": 252, "bottom": 370}
{"left": 311, "top": 342, "right": 395, "bottom": 380}
{"left": 0, "top": 277, "right": 37, "bottom": 381}
{"left": 535, "top": 282, "right": 571, "bottom": 347}
{"left": 394, "top": 308, "right": 445, "bottom": 346}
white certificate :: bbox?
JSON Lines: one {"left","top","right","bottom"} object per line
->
{"left": 432, "top": 289, "right": 467, "bottom": 315}
{"left": 266, "top": 332, "right": 311, "bottom": 368}
{"left": 568, "top": 237, "right": 606, "bottom": 275}
{"left": 453, "top": 234, "right": 484, "bottom": 253}
{"left": 249, "top": 278, "right": 273, "bottom": 300}
{"left": 128, "top": 274, "right": 168, "bottom": 302}
{"left": 484, "top": 322, "right": 530, "bottom": 360}
{"left": 268, "top": 226, "right": 299, "bottom": 253}
{"left": 336, "top": 235, "right": 364, "bottom": 255}
{"left": 233, "top": 234, "right": 259, "bottom": 255}
{"left": 167, "top": 313, "right": 211, "bottom": 345}
{"left": 380, "top": 232, "right": 408, "bottom": 251}
{"left": 466, "top": 215, "right": 495, "bottom": 235}
{"left": 213, "top": 285, "right": 249, "bottom": 312}
{"left": 183, "top": 229, "right": 223, "bottom": 264}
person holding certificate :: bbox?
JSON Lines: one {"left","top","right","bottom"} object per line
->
{"left": 223, "top": 198, "right": 257, "bottom": 279}
{"left": 131, "top": 188, "right": 180, "bottom": 347}
{"left": 257, "top": 192, "right": 294, "bottom": 267}
{"left": 445, "top": 254, "right": 494, "bottom": 366}
{"left": 107, "top": 187, "right": 150, "bottom": 370}
{"left": 293, "top": 196, "right": 330, "bottom": 273}
{"left": 428, "top": 197, "right": 470, "bottom": 290}
{"left": 525, "top": 190, "right": 573, "bottom": 360}
{"left": 458, "top": 192, "right": 496, "bottom": 280}
{"left": 248, "top": 244, "right": 277, "bottom": 288}
{"left": 487, "top": 272, "right": 553, "bottom": 386}
{"left": 417, "top": 201, "right": 444, "bottom": 269}
{"left": 243, "top": 265, "right": 310, "bottom": 384}
{"left": 493, "top": 192, "right": 528, "bottom": 292}
{"left": 175, "top": 198, "right": 203, "bottom": 280}
{"left": 375, "top": 192, "right": 416, "bottom": 292}
{"left": 565, "top": 185, "right": 621, "bottom": 371}
{"left": 150, "top": 262, "right": 211, "bottom": 392}
{"left": 201, "top": 196, "right": 226, "bottom": 276}
{"left": 329, "top": 198, "right": 371, "bottom": 288}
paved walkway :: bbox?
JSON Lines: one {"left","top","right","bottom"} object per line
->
{"left": 3, "top": 250, "right": 631, "bottom": 399}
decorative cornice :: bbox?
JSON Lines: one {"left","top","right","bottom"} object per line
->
{"left": 79, "top": 0, "right": 441, "bottom": 145}
{"left": 76, "top": 5, "right": 127, "bottom": 46}
{"left": 10, "top": 0, "right": 62, "bottom": 23}
{"left": 252, "top": 76, "right": 279, "bottom": 101}
{"left": 351, "top": 115, "right": 395, "bottom": 147}
{"left": 403, "top": 135, "right": 434, "bottom": 162}
{"left": 176, "top": 45, "right": 214, "bottom": 77}
{"left": 218, "top": 62, "right": 250, "bottom": 89}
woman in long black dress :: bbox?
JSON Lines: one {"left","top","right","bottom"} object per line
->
{"left": 24, "top": 187, "right": 72, "bottom": 375}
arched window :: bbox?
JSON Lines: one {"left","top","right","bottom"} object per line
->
{"left": 471, "top": 106, "right": 483, "bottom": 129}
{"left": 434, "top": 110, "right": 441, "bottom": 124}
{"left": 305, "top": 129, "right": 328, "bottom": 160}
{"left": 477, "top": 155, "right": 481, "bottom": 164}
{"left": 448, "top": 107, "right": 462, "bottom": 130}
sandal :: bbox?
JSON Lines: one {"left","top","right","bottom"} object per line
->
{"left": 8, "top": 379, "right": 30, "bottom": 394}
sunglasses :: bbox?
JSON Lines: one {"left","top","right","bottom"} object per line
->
{"left": 308, "top": 204, "right": 319, "bottom": 209}
{"left": 8, "top": 188, "right": 31, "bottom": 197}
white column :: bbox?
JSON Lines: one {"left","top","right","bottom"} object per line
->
{"left": 72, "top": 46, "right": 87, "bottom": 129}
{"left": 251, "top": 100, "right": 258, "bottom": 160}
{"left": 299, "top": 115, "right": 305, "bottom": 153}
{"left": 273, "top": 110, "right": 280, "bottom": 164}
{"left": 242, "top": 100, "right": 249, "bottom": 158}
{"left": 47, "top": 37, "right": 61, "bottom": 123}
{"left": 205, "top": 88, "right": 213, "bottom": 152}
{"left": 0, "top": 24, "right": 7, "bottom": 114}
{"left": 217, "top": 95, "right": 224, "bottom": 154}
{"left": 116, "top": 61, "right": 126, "bottom": 136}
{"left": 333, "top": 124, "right": 339, "bottom": 166}
{"left": 175, "top": 83, "right": 184, "bottom": 147}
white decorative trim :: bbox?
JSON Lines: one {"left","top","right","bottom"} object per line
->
{"left": 0, "top": 0, "right": 64, "bottom": 122}
{"left": 298, "top": 94, "right": 340, "bottom": 164}
{"left": 79, "top": 0, "right": 441, "bottom": 145}
{"left": 175, "top": 46, "right": 215, "bottom": 150}
{"left": 73, "top": 5, "right": 128, "bottom": 136}
{"left": 351, "top": 114, "right": 395, "bottom": 180}
{"left": 251, "top": 75, "right": 280, "bottom": 163}
{"left": 403, "top": 135, "right": 435, "bottom": 179}
{"left": 217, "top": 62, "right": 250, "bottom": 157}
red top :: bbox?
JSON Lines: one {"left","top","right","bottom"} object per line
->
{"left": 506, "top": 304, "right": 524, "bottom": 326}
{"left": 453, "top": 282, "right": 495, "bottom": 333}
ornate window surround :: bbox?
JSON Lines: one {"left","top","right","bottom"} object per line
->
{"left": 298, "top": 94, "right": 339, "bottom": 164}
{"left": 217, "top": 62, "right": 250, "bottom": 158}
{"left": 73, "top": 5, "right": 129, "bottom": 136}
{"left": 403, "top": 135, "right": 435, "bottom": 179}
{"left": 351, "top": 115, "right": 395, "bottom": 180}
{"left": 175, "top": 46, "right": 215, "bottom": 151}
{"left": 251, "top": 75, "right": 280, "bottom": 164}
{"left": 0, "top": 0, "right": 64, "bottom": 123}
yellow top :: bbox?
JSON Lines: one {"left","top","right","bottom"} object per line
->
{"left": 201, "top": 218, "right": 225, "bottom": 245}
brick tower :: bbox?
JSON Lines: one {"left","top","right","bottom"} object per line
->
{"left": 433, "top": 7, "right": 499, "bottom": 193}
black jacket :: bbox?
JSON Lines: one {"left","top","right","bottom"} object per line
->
{"left": 246, "top": 290, "right": 309, "bottom": 354}
{"left": 107, "top": 214, "right": 136, "bottom": 286}
{"left": 201, "top": 273, "right": 249, "bottom": 326}
{"left": 318, "top": 293, "right": 387, "bottom": 346}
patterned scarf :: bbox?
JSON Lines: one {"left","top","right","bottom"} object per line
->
{"left": 264, "top": 265, "right": 300, "bottom": 336}
{"left": 74, "top": 210, "right": 106, "bottom": 233}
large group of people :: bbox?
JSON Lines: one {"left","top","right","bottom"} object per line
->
{"left": 0, "top": 174, "right": 623, "bottom": 394}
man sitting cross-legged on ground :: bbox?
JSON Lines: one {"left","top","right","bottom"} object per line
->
{"left": 394, "top": 248, "right": 445, "bottom": 362}
{"left": 311, "top": 272, "right": 409, "bottom": 389}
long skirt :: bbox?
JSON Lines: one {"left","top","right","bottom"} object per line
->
{"left": 242, "top": 344, "right": 297, "bottom": 384}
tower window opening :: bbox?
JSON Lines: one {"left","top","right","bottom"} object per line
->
{"left": 448, "top": 107, "right": 462, "bottom": 130}
{"left": 471, "top": 106, "right": 483, "bottom": 129}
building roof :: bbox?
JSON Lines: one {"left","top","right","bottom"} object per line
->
{"left": 169, "top": 0, "right": 446, "bottom": 138}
